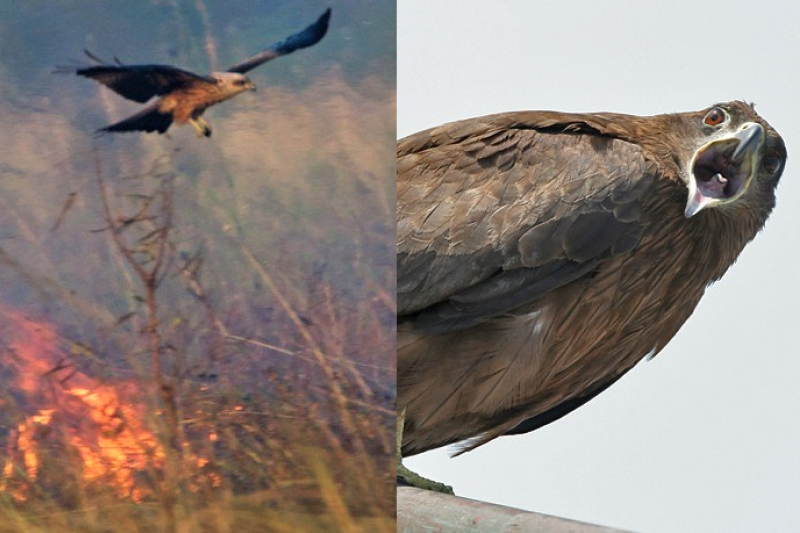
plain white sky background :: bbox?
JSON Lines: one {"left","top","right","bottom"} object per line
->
{"left": 398, "top": 2, "right": 800, "bottom": 532}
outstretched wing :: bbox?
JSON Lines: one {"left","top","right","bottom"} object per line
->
{"left": 226, "top": 8, "right": 331, "bottom": 74}
{"left": 398, "top": 111, "right": 656, "bottom": 334}
{"left": 97, "top": 103, "right": 173, "bottom": 135}
{"left": 76, "top": 61, "right": 214, "bottom": 103}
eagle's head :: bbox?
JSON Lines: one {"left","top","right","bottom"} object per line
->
{"left": 682, "top": 101, "right": 786, "bottom": 218}
{"left": 211, "top": 72, "right": 257, "bottom": 98}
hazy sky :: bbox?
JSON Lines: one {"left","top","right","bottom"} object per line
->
{"left": 399, "top": 2, "right": 800, "bottom": 532}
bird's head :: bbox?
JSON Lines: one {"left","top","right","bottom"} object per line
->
{"left": 681, "top": 101, "right": 786, "bottom": 218}
{"left": 212, "top": 72, "right": 257, "bottom": 97}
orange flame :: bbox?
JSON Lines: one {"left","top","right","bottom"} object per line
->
{"left": 0, "top": 311, "right": 164, "bottom": 502}
{"left": 65, "top": 386, "right": 165, "bottom": 501}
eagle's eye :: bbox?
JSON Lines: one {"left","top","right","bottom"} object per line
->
{"left": 703, "top": 107, "right": 727, "bottom": 126}
{"left": 761, "top": 153, "right": 783, "bottom": 175}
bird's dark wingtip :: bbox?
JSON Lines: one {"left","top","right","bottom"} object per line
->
{"left": 84, "top": 49, "right": 105, "bottom": 64}
{"left": 224, "top": 7, "right": 332, "bottom": 74}
{"left": 307, "top": 8, "right": 331, "bottom": 43}
{"left": 320, "top": 8, "right": 332, "bottom": 30}
{"left": 53, "top": 50, "right": 105, "bottom": 75}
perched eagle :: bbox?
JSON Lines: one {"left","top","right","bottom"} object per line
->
{"left": 397, "top": 102, "right": 786, "bottom": 488}
{"left": 61, "top": 8, "right": 330, "bottom": 137}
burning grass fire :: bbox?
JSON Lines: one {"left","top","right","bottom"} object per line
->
{"left": 0, "top": 311, "right": 166, "bottom": 503}
{"left": 0, "top": 306, "right": 394, "bottom": 527}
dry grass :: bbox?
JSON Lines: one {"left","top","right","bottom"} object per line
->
{"left": 0, "top": 50, "right": 395, "bottom": 533}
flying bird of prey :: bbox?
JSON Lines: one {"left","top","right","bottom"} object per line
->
{"left": 397, "top": 101, "right": 786, "bottom": 491}
{"left": 61, "top": 8, "right": 330, "bottom": 137}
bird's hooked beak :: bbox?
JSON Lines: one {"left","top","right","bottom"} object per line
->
{"left": 685, "top": 122, "right": 765, "bottom": 217}
{"left": 247, "top": 80, "right": 257, "bottom": 92}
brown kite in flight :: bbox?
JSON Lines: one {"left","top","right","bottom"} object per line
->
{"left": 62, "top": 8, "right": 330, "bottom": 137}
{"left": 397, "top": 101, "right": 786, "bottom": 492}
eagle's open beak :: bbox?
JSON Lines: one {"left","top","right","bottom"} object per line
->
{"left": 685, "top": 122, "right": 764, "bottom": 218}
{"left": 249, "top": 82, "right": 257, "bottom": 92}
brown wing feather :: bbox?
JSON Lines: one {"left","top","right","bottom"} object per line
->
{"left": 75, "top": 64, "right": 213, "bottom": 103}
{"left": 398, "top": 114, "right": 653, "bottom": 331}
{"left": 398, "top": 112, "right": 686, "bottom": 456}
